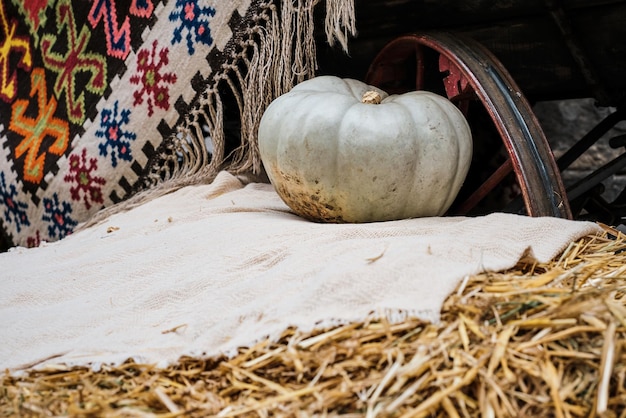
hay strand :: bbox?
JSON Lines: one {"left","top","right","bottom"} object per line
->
{"left": 3, "top": 231, "right": 626, "bottom": 416}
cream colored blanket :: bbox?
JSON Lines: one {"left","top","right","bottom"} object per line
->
{"left": 0, "top": 172, "right": 601, "bottom": 372}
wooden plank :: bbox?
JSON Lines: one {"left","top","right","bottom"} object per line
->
{"left": 316, "top": 0, "right": 626, "bottom": 106}
{"left": 352, "top": 0, "right": 626, "bottom": 37}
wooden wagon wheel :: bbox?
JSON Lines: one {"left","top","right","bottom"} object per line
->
{"left": 365, "top": 32, "right": 572, "bottom": 219}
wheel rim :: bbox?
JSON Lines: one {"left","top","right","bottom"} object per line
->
{"left": 365, "top": 32, "right": 572, "bottom": 219}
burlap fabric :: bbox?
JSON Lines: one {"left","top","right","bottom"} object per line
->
{"left": 0, "top": 172, "right": 601, "bottom": 372}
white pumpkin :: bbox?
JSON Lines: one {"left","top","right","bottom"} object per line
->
{"left": 258, "top": 75, "right": 472, "bottom": 222}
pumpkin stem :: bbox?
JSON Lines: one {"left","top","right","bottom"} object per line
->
{"left": 361, "top": 90, "right": 382, "bottom": 104}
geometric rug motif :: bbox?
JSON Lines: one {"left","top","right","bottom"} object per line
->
{"left": 0, "top": 0, "right": 254, "bottom": 248}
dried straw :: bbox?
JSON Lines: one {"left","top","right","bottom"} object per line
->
{"left": 3, "top": 226, "right": 626, "bottom": 417}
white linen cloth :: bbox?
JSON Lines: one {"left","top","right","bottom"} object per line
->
{"left": 0, "top": 172, "right": 601, "bottom": 372}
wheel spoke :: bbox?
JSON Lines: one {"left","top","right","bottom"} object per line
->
{"left": 451, "top": 159, "right": 513, "bottom": 215}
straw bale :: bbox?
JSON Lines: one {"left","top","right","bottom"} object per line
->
{"left": 3, "top": 228, "right": 626, "bottom": 417}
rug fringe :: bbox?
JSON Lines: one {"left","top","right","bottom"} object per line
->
{"left": 78, "top": 0, "right": 355, "bottom": 230}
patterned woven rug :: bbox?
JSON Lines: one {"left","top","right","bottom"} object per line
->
{"left": 0, "top": 0, "right": 355, "bottom": 249}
